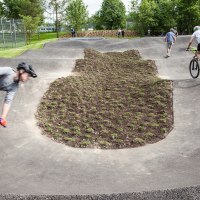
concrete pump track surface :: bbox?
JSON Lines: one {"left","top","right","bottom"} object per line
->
{"left": 0, "top": 36, "right": 200, "bottom": 200}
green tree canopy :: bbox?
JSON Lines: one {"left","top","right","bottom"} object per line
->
{"left": 176, "top": 0, "right": 200, "bottom": 33}
{"left": 3, "top": 0, "right": 44, "bottom": 19}
{"left": 21, "top": 15, "right": 40, "bottom": 44}
{"left": 153, "top": 0, "right": 177, "bottom": 33}
{"left": 66, "top": 0, "right": 88, "bottom": 31}
{"left": 100, "top": 0, "right": 126, "bottom": 30}
{"left": 0, "top": 1, "right": 4, "bottom": 16}
{"left": 49, "top": 0, "right": 67, "bottom": 37}
{"left": 130, "top": 0, "right": 200, "bottom": 35}
{"left": 89, "top": 11, "right": 103, "bottom": 30}
{"left": 139, "top": 0, "right": 158, "bottom": 33}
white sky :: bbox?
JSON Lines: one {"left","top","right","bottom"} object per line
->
{"left": 44, "top": 0, "right": 133, "bottom": 23}
{"left": 83, "top": 0, "right": 132, "bottom": 16}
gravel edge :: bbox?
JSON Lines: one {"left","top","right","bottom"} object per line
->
{"left": 1, "top": 185, "right": 200, "bottom": 200}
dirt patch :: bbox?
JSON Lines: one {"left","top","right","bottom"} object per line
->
{"left": 37, "top": 49, "right": 173, "bottom": 149}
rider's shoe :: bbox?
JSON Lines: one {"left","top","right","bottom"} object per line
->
{"left": 165, "top": 54, "right": 170, "bottom": 58}
{"left": 0, "top": 117, "right": 7, "bottom": 127}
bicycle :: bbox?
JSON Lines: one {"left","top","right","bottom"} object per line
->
{"left": 187, "top": 47, "right": 200, "bottom": 78}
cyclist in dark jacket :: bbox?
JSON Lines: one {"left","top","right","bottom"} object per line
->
{"left": 71, "top": 28, "right": 76, "bottom": 37}
{"left": 0, "top": 62, "right": 37, "bottom": 127}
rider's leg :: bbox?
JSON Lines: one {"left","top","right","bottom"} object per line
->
{"left": 167, "top": 43, "right": 172, "bottom": 56}
{"left": 197, "top": 44, "right": 200, "bottom": 60}
{"left": 197, "top": 51, "right": 200, "bottom": 60}
{"left": 166, "top": 43, "right": 170, "bottom": 56}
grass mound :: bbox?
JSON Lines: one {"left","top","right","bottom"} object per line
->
{"left": 37, "top": 49, "right": 173, "bottom": 149}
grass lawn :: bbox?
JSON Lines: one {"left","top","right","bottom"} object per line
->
{"left": 31, "top": 32, "right": 67, "bottom": 42}
{"left": 0, "top": 32, "right": 67, "bottom": 58}
{"left": 37, "top": 49, "right": 173, "bottom": 149}
{"left": 0, "top": 38, "right": 57, "bottom": 58}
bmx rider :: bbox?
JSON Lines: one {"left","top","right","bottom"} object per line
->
{"left": 186, "top": 26, "right": 200, "bottom": 59}
{"left": 0, "top": 62, "right": 37, "bottom": 127}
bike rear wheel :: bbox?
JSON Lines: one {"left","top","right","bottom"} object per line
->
{"left": 189, "top": 58, "right": 200, "bottom": 78}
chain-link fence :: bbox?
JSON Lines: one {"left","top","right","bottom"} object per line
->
{"left": 0, "top": 18, "right": 26, "bottom": 48}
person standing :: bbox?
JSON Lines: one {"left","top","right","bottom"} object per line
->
{"left": 121, "top": 29, "right": 125, "bottom": 38}
{"left": 165, "top": 28, "right": 176, "bottom": 57}
{"left": 117, "top": 28, "right": 122, "bottom": 38}
{"left": 147, "top": 29, "right": 151, "bottom": 36}
{"left": 71, "top": 28, "right": 76, "bottom": 37}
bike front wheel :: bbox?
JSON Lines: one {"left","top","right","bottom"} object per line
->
{"left": 189, "top": 58, "right": 200, "bottom": 78}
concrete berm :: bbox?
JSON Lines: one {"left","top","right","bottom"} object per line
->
{"left": 0, "top": 36, "right": 200, "bottom": 199}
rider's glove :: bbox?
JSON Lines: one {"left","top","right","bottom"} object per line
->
{"left": 0, "top": 117, "right": 7, "bottom": 127}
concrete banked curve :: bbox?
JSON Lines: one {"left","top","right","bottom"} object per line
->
{"left": 0, "top": 36, "right": 200, "bottom": 199}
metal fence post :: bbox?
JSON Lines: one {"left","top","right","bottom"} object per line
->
{"left": 9, "top": 19, "right": 13, "bottom": 47}
{"left": 0, "top": 18, "right": 2, "bottom": 48}
{"left": 13, "top": 19, "right": 17, "bottom": 47}
{"left": 0, "top": 18, "right": 26, "bottom": 48}
{"left": 23, "top": 20, "right": 26, "bottom": 45}
{"left": 1, "top": 18, "right": 5, "bottom": 48}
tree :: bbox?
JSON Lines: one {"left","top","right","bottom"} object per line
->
{"left": 3, "top": 0, "right": 44, "bottom": 19}
{"left": 100, "top": 0, "right": 126, "bottom": 30}
{"left": 130, "top": 0, "right": 178, "bottom": 35}
{"left": 130, "top": 0, "right": 200, "bottom": 35}
{"left": 176, "top": 0, "right": 200, "bottom": 34}
{"left": 0, "top": 1, "right": 4, "bottom": 16}
{"left": 131, "top": 0, "right": 158, "bottom": 35}
{"left": 21, "top": 15, "right": 40, "bottom": 44}
{"left": 89, "top": 11, "right": 103, "bottom": 30}
{"left": 49, "top": 0, "right": 67, "bottom": 38}
{"left": 153, "top": 0, "right": 177, "bottom": 34}
{"left": 66, "top": 0, "right": 88, "bottom": 31}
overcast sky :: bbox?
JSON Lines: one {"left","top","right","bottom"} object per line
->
{"left": 44, "top": 0, "right": 133, "bottom": 23}
{"left": 83, "top": 0, "right": 132, "bottom": 16}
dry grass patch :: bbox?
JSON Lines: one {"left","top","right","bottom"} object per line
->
{"left": 37, "top": 48, "right": 173, "bottom": 149}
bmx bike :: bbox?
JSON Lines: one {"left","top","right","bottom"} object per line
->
{"left": 188, "top": 47, "right": 200, "bottom": 79}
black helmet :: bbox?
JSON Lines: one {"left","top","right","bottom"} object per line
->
{"left": 17, "top": 62, "right": 37, "bottom": 78}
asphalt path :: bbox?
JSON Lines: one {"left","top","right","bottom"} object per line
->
{"left": 0, "top": 36, "right": 200, "bottom": 198}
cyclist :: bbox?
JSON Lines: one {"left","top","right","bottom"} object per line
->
{"left": 165, "top": 28, "right": 176, "bottom": 57}
{"left": 186, "top": 26, "right": 200, "bottom": 59}
{"left": 71, "top": 28, "right": 76, "bottom": 37}
{"left": 0, "top": 62, "right": 37, "bottom": 127}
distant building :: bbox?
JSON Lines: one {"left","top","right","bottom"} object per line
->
{"left": 88, "top": 28, "right": 94, "bottom": 31}
{"left": 39, "top": 26, "right": 55, "bottom": 32}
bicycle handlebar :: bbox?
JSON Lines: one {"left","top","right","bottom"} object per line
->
{"left": 186, "top": 47, "right": 197, "bottom": 52}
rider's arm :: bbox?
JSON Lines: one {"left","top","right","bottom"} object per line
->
{"left": 187, "top": 36, "right": 195, "bottom": 49}
{"left": 1, "top": 103, "right": 10, "bottom": 119}
{"left": 1, "top": 90, "right": 16, "bottom": 119}
{"left": 173, "top": 35, "right": 176, "bottom": 42}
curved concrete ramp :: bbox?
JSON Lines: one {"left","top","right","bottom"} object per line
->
{"left": 0, "top": 36, "right": 200, "bottom": 197}
{"left": 68, "top": 37, "right": 105, "bottom": 41}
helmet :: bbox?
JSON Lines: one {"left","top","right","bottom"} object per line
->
{"left": 17, "top": 62, "right": 37, "bottom": 78}
{"left": 193, "top": 26, "right": 200, "bottom": 31}
{"left": 170, "top": 28, "right": 174, "bottom": 32}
